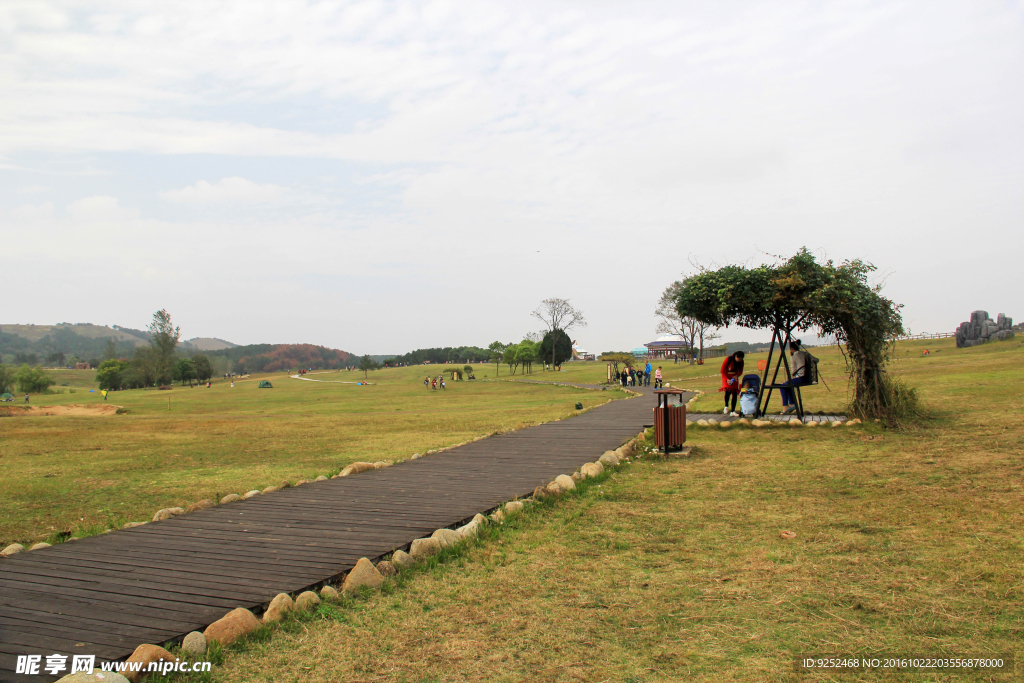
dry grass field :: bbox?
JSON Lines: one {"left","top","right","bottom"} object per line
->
{"left": 160, "top": 336, "right": 1022, "bottom": 682}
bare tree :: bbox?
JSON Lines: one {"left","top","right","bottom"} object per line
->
{"left": 532, "top": 298, "right": 586, "bottom": 369}
{"left": 656, "top": 280, "right": 720, "bottom": 363}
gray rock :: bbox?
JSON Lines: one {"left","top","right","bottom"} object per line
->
{"left": 1, "top": 543, "right": 25, "bottom": 557}
{"left": 152, "top": 507, "right": 185, "bottom": 522}
{"left": 342, "top": 558, "right": 383, "bottom": 592}
{"left": 219, "top": 494, "right": 241, "bottom": 504}
{"left": 431, "top": 528, "right": 461, "bottom": 548}
{"left": 391, "top": 549, "right": 413, "bottom": 568}
{"left": 262, "top": 593, "right": 294, "bottom": 623}
{"left": 503, "top": 500, "right": 525, "bottom": 515}
{"left": 29, "top": 542, "right": 51, "bottom": 551}
{"left": 314, "top": 475, "right": 328, "bottom": 481}
{"left": 181, "top": 631, "right": 207, "bottom": 655}
{"left": 554, "top": 474, "right": 576, "bottom": 491}
{"left": 241, "top": 490, "right": 261, "bottom": 499}
{"left": 320, "top": 585, "right": 339, "bottom": 600}
{"left": 410, "top": 537, "right": 440, "bottom": 559}
{"left": 294, "top": 590, "right": 321, "bottom": 611}
{"left": 185, "top": 499, "right": 216, "bottom": 513}
{"left": 376, "top": 560, "right": 397, "bottom": 577}
{"left": 957, "top": 311, "right": 1014, "bottom": 347}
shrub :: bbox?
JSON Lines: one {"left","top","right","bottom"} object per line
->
{"left": 15, "top": 365, "right": 56, "bottom": 394}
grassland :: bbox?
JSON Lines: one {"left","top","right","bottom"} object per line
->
{"left": 0, "top": 364, "right": 623, "bottom": 544}
{"left": 174, "top": 336, "right": 1021, "bottom": 682}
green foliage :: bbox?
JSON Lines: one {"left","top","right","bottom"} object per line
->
{"left": 358, "top": 354, "right": 380, "bottom": 378}
{"left": 504, "top": 343, "right": 520, "bottom": 374}
{"left": 95, "top": 359, "right": 128, "bottom": 390}
{"left": 463, "top": 365, "right": 473, "bottom": 375}
{"left": 175, "top": 358, "right": 198, "bottom": 386}
{"left": 539, "top": 330, "right": 573, "bottom": 366}
{"left": 192, "top": 354, "right": 212, "bottom": 382}
{"left": 0, "top": 364, "right": 15, "bottom": 394}
{"left": 147, "top": 309, "right": 180, "bottom": 385}
{"left": 517, "top": 340, "right": 537, "bottom": 374}
{"left": 598, "top": 352, "right": 635, "bottom": 372}
{"left": 389, "top": 346, "right": 490, "bottom": 365}
{"left": 15, "top": 364, "right": 56, "bottom": 393}
{"left": 673, "top": 249, "right": 906, "bottom": 421}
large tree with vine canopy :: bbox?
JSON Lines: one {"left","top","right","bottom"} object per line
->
{"left": 672, "top": 249, "right": 906, "bottom": 421}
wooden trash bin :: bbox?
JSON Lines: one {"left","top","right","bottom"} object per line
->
{"left": 654, "top": 389, "right": 687, "bottom": 453}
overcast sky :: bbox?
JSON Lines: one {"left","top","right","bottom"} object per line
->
{"left": 2, "top": 1, "right": 1022, "bottom": 354}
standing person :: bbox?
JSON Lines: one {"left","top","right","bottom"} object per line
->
{"left": 780, "top": 340, "right": 810, "bottom": 415}
{"left": 424, "top": 376, "right": 429, "bottom": 389}
{"left": 24, "top": 393, "right": 29, "bottom": 404}
{"left": 644, "top": 361, "right": 652, "bottom": 386}
{"left": 654, "top": 366, "right": 663, "bottom": 388}
{"left": 431, "top": 378, "right": 437, "bottom": 390}
{"left": 620, "top": 367, "right": 628, "bottom": 388}
{"left": 719, "top": 351, "right": 745, "bottom": 416}
{"left": 440, "top": 378, "right": 446, "bottom": 390}
{"left": 102, "top": 389, "right": 107, "bottom": 401}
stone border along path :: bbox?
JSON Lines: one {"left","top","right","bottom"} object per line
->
{"left": 0, "top": 384, "right": 677, "bottom": 683}
{"left": 687, "top": 413, "right": 849, "bottom": 425}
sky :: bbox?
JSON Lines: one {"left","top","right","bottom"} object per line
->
{"left": 2, "top": 0, "right": 1022, "bottom": 355}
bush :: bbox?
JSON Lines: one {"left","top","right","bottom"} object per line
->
{"left": 872, "top": 372, "right": 924, "bottom": 428}
{"left": 16, "top": 365, "right": 56, "bottom": 394}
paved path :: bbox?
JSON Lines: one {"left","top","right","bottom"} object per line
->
{"left": 0, "top": 385, "right": 679, "bottom": 683}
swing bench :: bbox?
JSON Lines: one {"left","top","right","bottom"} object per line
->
{"left": 756, "top": 320, "right": 821, "bottom": 420}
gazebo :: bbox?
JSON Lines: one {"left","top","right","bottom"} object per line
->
{"left": 643, "top": 334, "right": 690, "bottom": 359}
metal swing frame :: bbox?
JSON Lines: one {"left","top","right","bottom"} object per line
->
{"left": 756, "top": 313, "right": 811, "bottom": 420}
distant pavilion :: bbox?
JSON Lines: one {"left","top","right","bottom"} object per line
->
{"left": 642, "top": 334, "right": 691, "bottom": 359}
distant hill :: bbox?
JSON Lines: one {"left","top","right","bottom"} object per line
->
{"left": 204, "top": 343, "right": 356, "bottom": 373}
{"left": 0, "top": 323, "right": 149, "bottom": 365}
{"left": 1, "top": 323, "right": 147, "bottom": 345}
{"left": 184, "top": 337, "right": 237, "bottom": 351}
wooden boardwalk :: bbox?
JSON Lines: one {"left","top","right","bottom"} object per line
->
{"left": 0, "top": 386, "right": 671, "bottom": 683}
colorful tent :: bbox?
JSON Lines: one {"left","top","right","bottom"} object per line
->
{"left": 258, "top": 381, "right": 273, "bottom": 388}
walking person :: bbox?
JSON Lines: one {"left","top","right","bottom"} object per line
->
{"left": 644, "top": 361, "right": 652, "bottom": 386}
{"left": 720, "top": 351, "right": 745, "bottom": 416}
{"left": 620, "top": 368, "right": 628, "bottom": 388}
{"left": 654, "top": 366, "right": 663, "bottom": 388}
{"left": 780, "top": 340, "right": 810, "bottom": 415}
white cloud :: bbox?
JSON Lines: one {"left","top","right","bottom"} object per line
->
{"left": 65, "top": 195, "right": 138, "bottom": 221}
{"left": 160, "top": 177, "right": 284, "bottom": 203}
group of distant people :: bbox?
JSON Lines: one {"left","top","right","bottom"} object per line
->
{"left": 424, "top": 375, "right": 447, "bottom": 390}
{"left": 617, "top": 362, "right": 662, "bottom": 388}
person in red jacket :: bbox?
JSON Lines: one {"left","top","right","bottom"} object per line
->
{"left": 720, "top": 351, "right": 745, "bottom": 416}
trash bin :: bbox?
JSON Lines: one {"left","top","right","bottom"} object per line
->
{"left": 654, "top": 389, "right": 687, "bottom": 452}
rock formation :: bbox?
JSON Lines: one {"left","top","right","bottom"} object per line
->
{"left": 955, "top": 311, "right": 1014, "bottom": 348}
